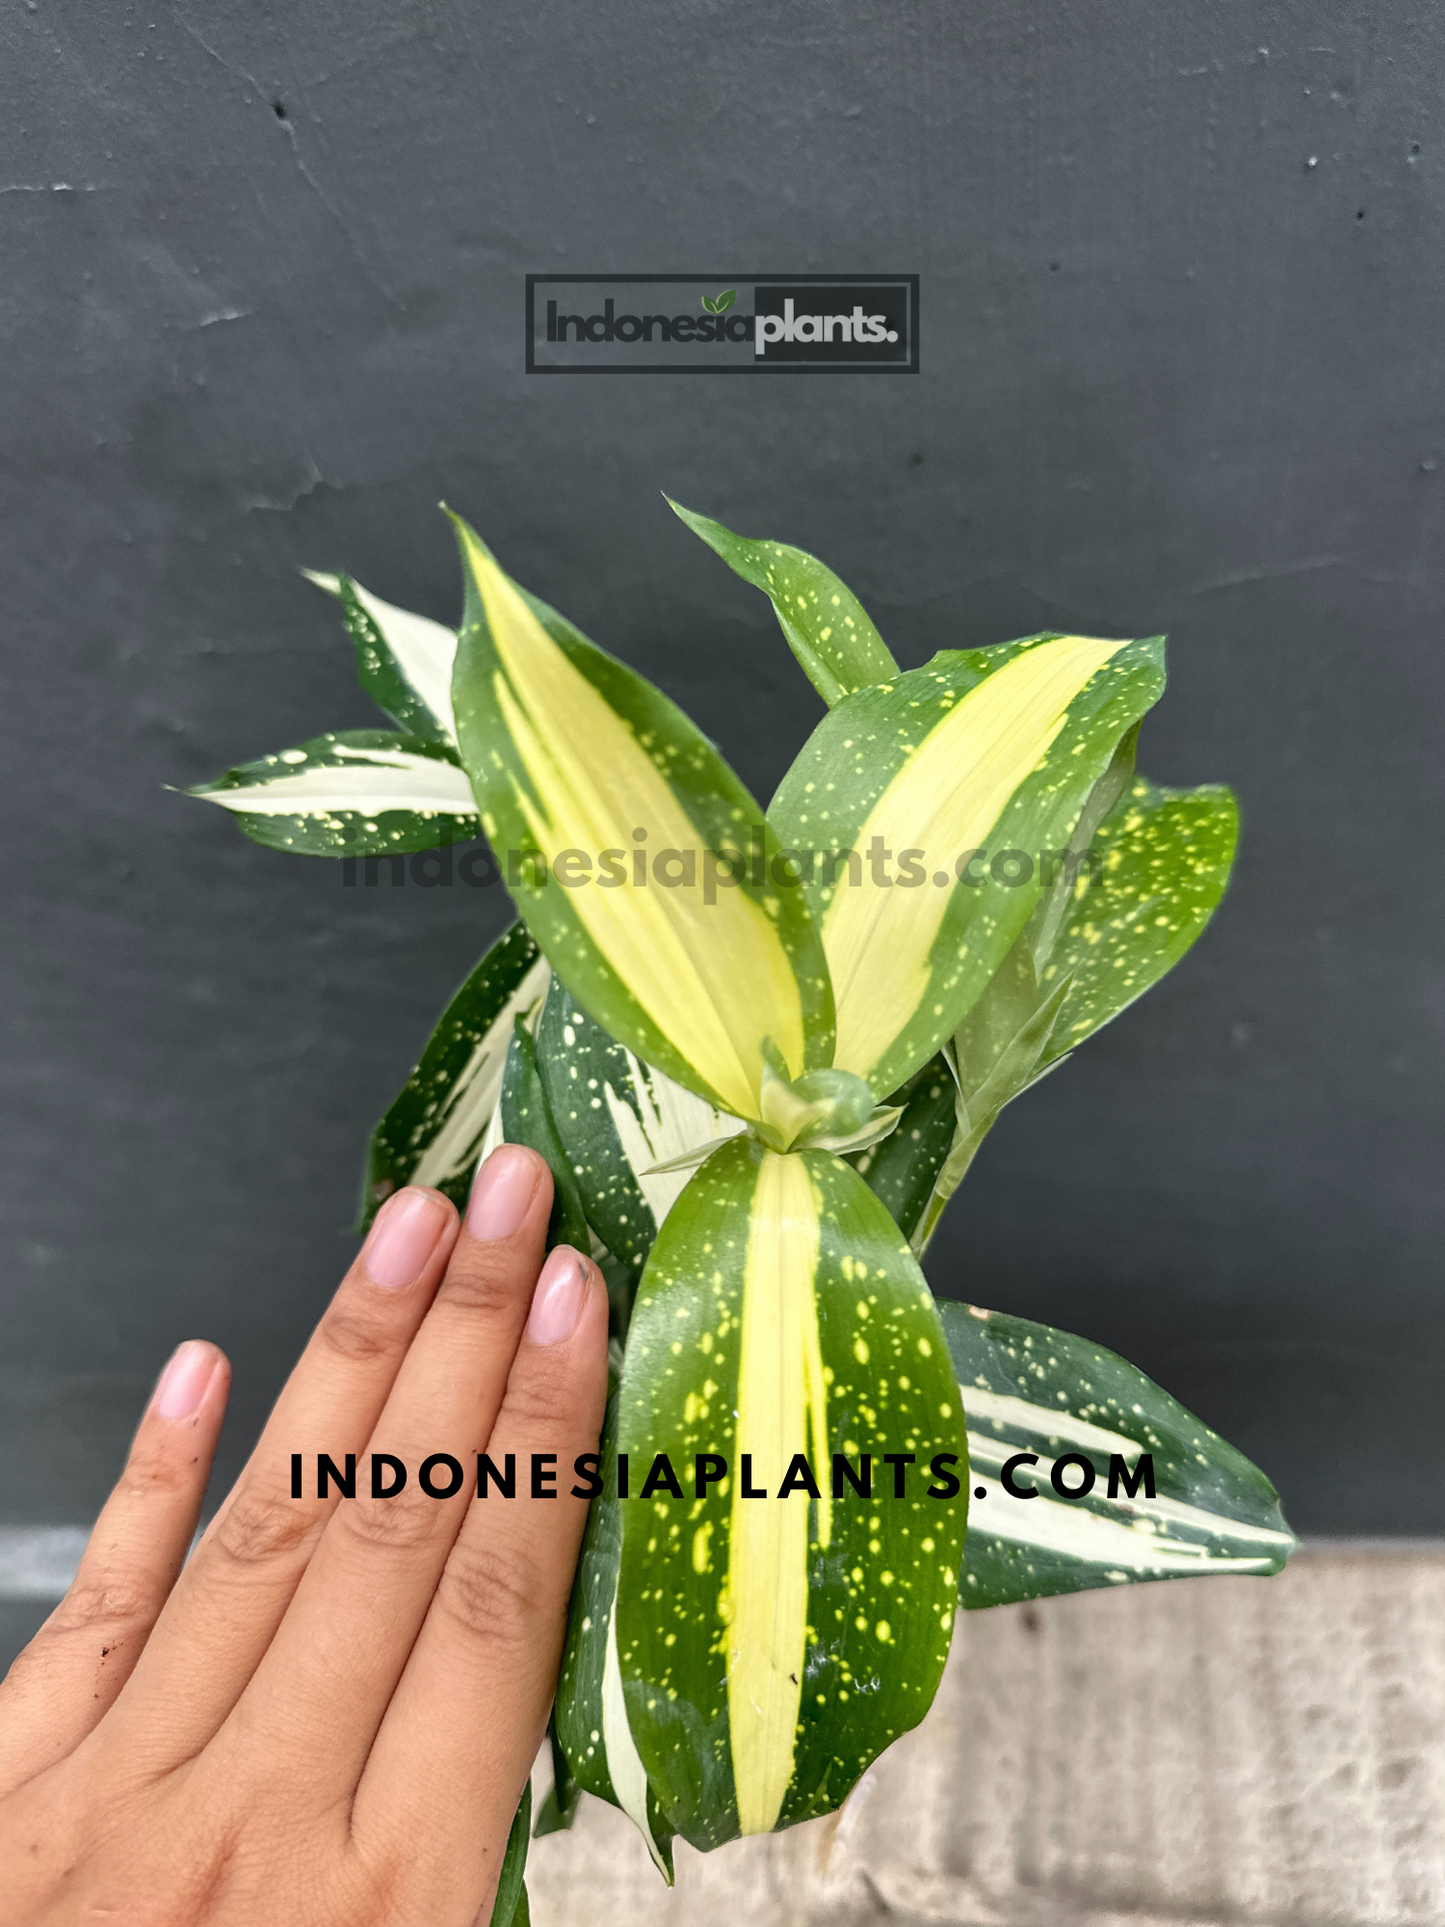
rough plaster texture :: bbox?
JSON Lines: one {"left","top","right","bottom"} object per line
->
{"left": 1, "top": 3, "right": 1442, "bottom": 1535}
{"left": 530, "top": 1551, "right": 1445, "bottom": 1927}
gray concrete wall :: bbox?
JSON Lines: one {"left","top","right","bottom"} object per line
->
{"left": 1, "top": 3, "right": 1441, "bottom": 1559}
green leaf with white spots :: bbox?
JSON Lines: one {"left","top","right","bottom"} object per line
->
{"left": 304, "top": 570, "right": 459, "bottom": 748}
{"left": 613, "top": 1138, "right": 968, "bottom": 1849}
{"left": 770, "top": 634, "right": 1167, "bottom": 1101}
{"left": 940, "top": 1301, "right": 1295, "bottom": 1608}
{"left": 555, "top": 1386, "right": 678, "bottom": 1880}
{"left": 360, "top": 922, "right": 549, "bottom": 1226}
{"left": 668, "top": 501, "right": 899, "bottom": 706}
{"left": 449, "top": 514, "right": 835, "bottom": 1124}
{"left": 189, "top": 730, "right": 481, "bottom": 858}
{"left": 499, "top": 1017, "right": 592, "bottom": 1253}
{"left": 535, "top": 979, "right": 744, "bottom": 1273}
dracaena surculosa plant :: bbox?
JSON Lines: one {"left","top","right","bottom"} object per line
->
{"left": 190, "top": 501, "right": 1294, "bottom": 1906}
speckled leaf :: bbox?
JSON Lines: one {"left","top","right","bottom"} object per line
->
{"left": 668, "top": 500, "right": 898, "bottom": 706}
{"left": 189, "top": 729, "right": 481, "bottom": 857}
{"left": 614, "top": 1138, "right": 968, "bottom": 1848}
{"left": 535, "top": 978, "right": 744, "bottom": 1272}
{"left": 304, "top": 570, "right": 459, "bottom": 748}
{"left": 1043, "top": 776, "right": 1239, "bottom": 1060}
{"left": 939, "top": 1301, "right": 1294, "bottom": 1608}
{"left": 555, "top": 1387, "right": 677, "bottom": 1879}
{"left": 848, "top": 1054, "right": 957, "bottom": 1243}
{"left": 911, "top": 774, "right": 1239, "bottom": 1252}
{"left": 769, "top": 635, "right": 1166, "bottom": 1100}
{"left": 499, "top": 1018, "right": 592, "bottom": 1253}
{"left": 449, "top": 514, "right": 834, "bottom": 1122}
{"left": 359, "top": 922, "right": 548, "bottom": 1226}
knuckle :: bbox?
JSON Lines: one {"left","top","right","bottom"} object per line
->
{"left": 211, "top": 1484, "right": 323, "bottom": 1570}
{"left": 433, "top": 1251, "right": 523, "bottom": 1323}
{"left": 500, "top": 1352, "right": 577, "bottom": 1431}
{"left": 434, "top": 1535, "right": 550, "bottom": 1651}
{"left": 335, "top": 1484, "right": 444, "bottom": 1558}
{"left": 116, "top": 1443, "right": 197, "bottom": 1503}
{"left": 315, "top": 1301, "right": 401, "bottom": 1368}
{"left": 50, "top": 1568, "right": 159, "bottom": 1635}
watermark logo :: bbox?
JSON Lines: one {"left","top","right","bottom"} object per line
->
{"left": 526, "top": 274, "right": 919, "bottom": 374}
{"left": 340, "top": 835, "right": 1101, "bottom": 897}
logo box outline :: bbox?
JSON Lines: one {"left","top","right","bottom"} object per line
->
{"left": 525, "top": 274, "right": 920, "bottom": 374}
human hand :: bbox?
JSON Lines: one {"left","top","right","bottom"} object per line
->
{"left": 0, "top": 1145, "right": 608, "bottom": 1925}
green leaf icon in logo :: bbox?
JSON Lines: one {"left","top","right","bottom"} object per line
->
{"left": 701, "top": 288, "right": 736, "bottom": 314}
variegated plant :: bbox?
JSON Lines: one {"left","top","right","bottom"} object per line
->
{"left": 191, "top": 503, "right": 1292, "bottom": 1919}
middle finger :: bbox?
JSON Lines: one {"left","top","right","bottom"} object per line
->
{"left": 221, "top": 1145, "right": 552, "bottom": 1797}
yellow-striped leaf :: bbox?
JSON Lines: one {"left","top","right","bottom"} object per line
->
{"left": 448, "top": 515, "right": 834, "bottom": 1122}
{"left": 613, "top": 1137, "right": 967, "bottom": 1848}
{"left": 770, "top": 634, "right": 1167, "bottom": 1099}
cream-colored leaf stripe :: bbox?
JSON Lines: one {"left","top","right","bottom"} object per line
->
{"left": 725, "top": 1151, "right": 830, "bottom": 1836}
{"left": 962, "top": 1388, "right": 1294, "bottom": 1579}
{"left": 826, "top": 636, "right": 1129, "bottom": 1084}
{"left": 459, "top": 527, "right": 807, "bottom": 1120}
{"left": 408, "top": 957, "right": 551, "bottom": 1192}
{"left": 306, "top": 571, "right": 459, "bottom": 744}
{"left": 603, "top": 1054, "right": 746, "bottom": 1229}
{"left": 196, "top": 742, "right": 479, "bottom": 820}
{"left": 602, "top": 1590, "right": 671, "bottom": 1876}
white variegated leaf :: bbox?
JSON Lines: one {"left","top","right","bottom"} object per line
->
{"left": 190, "top": 730, "right": 481, "bottom": 857}
{"left": 361, "top": 923, "right": 549, "bottom": 1223}
{"left": 536, "top": 980, "right": 743, "bottom": 1272}
{"left": 940, "top": 1301, "right": 1295, "bottom": 1607}
{"left": 305, "top": 570, "right": 459, "bottom": 747}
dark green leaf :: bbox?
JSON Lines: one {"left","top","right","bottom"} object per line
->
{"left": 499, "top": 1019, "right": 592, "bottom": 1252}
{"left": 849, "top": 1055, "right": 957, "bottom": 1242}
{"left": 359, "top": 922, "right": 548, "bottom": 1228}
{"left": 189, "top": 729, "right": 479, "bottom": 858}
{"left": 555, "top": 1388, "right": 677, "bottom": 1878}
{"left": 536, "top": 980, "right": 741, "bottom": 1273}
{"left": 487, "top": 1782, "right": 531, "bottom": 1927}
{"left": 939, "top": 1301, "right": 1295, "bottom": 1608}
{"left": 304, "top": 571, "right": 459, "bottom": 747}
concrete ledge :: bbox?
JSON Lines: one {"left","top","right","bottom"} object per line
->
{"left": 530, "top": 1549, "right": 1445, "bottom": 1926}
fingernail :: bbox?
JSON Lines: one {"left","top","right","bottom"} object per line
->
{"left": 154, "top": 1341, "right": 215, "bottom": 1421}
{"left": 526, "top": 1247, "right": 592, "bottom": 1347}
{"left": 468, "top": 1144, "right": 542, "bottom": 1242}
{"left": 364, "top": 1188, "right": 450, "bottom": 1289}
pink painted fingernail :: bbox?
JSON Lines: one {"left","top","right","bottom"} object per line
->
{"left": 154, "top": 1341, "right": 215, "bottom": 1420}
{"left": 468, "top": 1144, "right": 543, "bottom": 1242}
{"left": 526, "top": 1247, "right": 592, "bottom": 1346}
{"left": 363, "top": 1188, "right": 450, "bottom": 1289}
